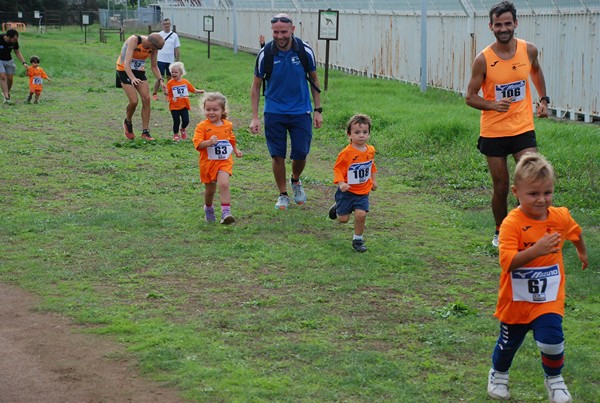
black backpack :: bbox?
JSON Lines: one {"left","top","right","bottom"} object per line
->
{"left": 258, "top": 36, "right": 321, "bottom": 94}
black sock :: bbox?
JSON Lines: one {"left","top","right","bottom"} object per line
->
{"left": 280, "top": 192, "right": 288, "bottom": 196}
{"left": 290, "top": 176, "right": 299, "bottom": 183}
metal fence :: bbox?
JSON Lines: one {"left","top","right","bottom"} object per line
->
{"left": 159, "top": 1, "right": 600, "bottom": 122}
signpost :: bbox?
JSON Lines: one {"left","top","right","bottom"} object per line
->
{"left": 203, "top": 15, "right": 214, "bottom": 59}
{"left": 318, "top": 9, "right": 339, "bottom": 91}
{"left": 83, "top": 15, "right": 90, "bottom": 43}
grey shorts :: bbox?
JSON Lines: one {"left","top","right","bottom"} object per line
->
{"left": 0, "top": 60, "right": 17, "bottom": 75}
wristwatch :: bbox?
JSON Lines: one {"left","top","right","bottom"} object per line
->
{"left": 540, "top": 96, "right": 550, "bottom": 104}
{"left": 314, "top": 107, "right": 323, "bottom": 113}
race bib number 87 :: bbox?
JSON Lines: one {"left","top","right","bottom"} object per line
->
{"left": 511, "top": 264, "right": 560, "bottom": 303}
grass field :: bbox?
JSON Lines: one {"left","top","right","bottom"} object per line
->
{"left": 1, "top": 26, "right": 599, "bottom": 401}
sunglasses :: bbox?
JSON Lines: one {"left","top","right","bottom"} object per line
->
{"left": 271, "top": 16, "right": 292, "bottom": 24}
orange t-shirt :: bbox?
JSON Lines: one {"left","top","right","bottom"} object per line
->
{"left": 480, "top": 39, "right": 535, "bottom": 138}
{"left": 115, "top": 37, "right": 153, "bottom": 72}
{"left": 166, "top": 78, "right": 196, "bottom": 111}
{"left": 193, "top": 119, "right": 237, "bottom": 184}
{"left": 333, "top": 143, "right": 377, "bottom": 195}
{"left": 27, "top": 66, "right": 49, "bottom": 91}
{"left": 495, "top": 206, "right": 582, "bottom": 324}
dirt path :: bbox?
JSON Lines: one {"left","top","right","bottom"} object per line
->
{"left": 0, "top": 283, "right": 185, "bottom": 403}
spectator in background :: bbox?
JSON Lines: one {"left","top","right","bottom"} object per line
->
{"left": 152, "top": 18, "right": 180, "bottom": 101}
{"left": 0, "top": 29, "right": 28, "bottom": 104}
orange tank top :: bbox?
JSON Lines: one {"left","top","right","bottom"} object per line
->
{"left": 115, "top": 36, "right": 153, "bottom": 72}
{"left": 480, "top": 39, "right": 534, "bottom": 138}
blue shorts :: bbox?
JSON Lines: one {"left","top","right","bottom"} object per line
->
{"left": 264, "top": 112, "right": 312, "bottom": 160}
{"left": 334, "top": 189, "right": 370, "bottom": 215}
{"left": 157, "top": 61, "right": 171, "bottom": 77}
{"left": 477, "top": 130, "right": 537, "bottom": 157}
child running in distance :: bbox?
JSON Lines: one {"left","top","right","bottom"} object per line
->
{"left": 193, "top": 92, "right": 243, "bottom": 224}
{"left": 26, "top": 55, "right": 51, "bottom": 104}
{"left": 487, "top": 152, "right": 588, "bottom": 402}
{"left": 329, "top": 114, "right": 378, "bottom": 252}
{"left": 165, "top": 61, "right": 204, "bottom": 141}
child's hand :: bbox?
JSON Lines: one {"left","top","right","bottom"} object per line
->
{"left": 209, "top": 135, "right": 218, "bottom": 145}
{"left": 234, "top": 148, "right": 243, "bottom": 158}
{"left": 371, "top": 181, "right": 378, "bottom": 191}
{"left": 578, "top": 251, "right": 589, "bottom": 271}
{"left": 338, "top": 182, "right": 350, "bottom": 192}
{"left": 533, "top": 232, "right": 561, "bottom": 256}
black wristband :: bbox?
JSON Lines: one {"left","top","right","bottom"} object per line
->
{"left": 540, "top": 96, "right": 550, "bottom": 104}
{"left": 22, "top": 61, "right": 27, "bottom": 65}
{"left": 314, "top": 107, "right": 323, "bottom": 113}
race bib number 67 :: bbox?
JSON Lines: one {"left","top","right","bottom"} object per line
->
{"left": 511, "top": 264, "right": 560, "bottom": 303}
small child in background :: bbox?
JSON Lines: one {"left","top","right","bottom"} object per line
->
{"left": 165, "top": 61, "right": 204, "bottom": 141}
{"left": 193, "top": 92, "right": 243, "bottom": 224}
{"left": 26, "top": 55, "right": 51, "bottom": 104}
{"left": 329, "top": 114, "right": 378, "bottom": 252}
{"left": 487, "top": 152, "right": 588, "bottom": 402}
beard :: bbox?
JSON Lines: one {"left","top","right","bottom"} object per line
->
{"left": 495, "top": 30, "right": 514, "bottom": 44}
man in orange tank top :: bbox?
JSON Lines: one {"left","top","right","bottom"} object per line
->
{"left": 465, "top": 1, "right": 549, "bottom": 248}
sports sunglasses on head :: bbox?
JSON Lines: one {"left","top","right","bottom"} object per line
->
{"left": 271, "top": 16, "right": 292, "bottom": 24}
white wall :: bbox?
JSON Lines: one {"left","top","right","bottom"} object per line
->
{"left": 162, "top": 6, "right": 600, "bottom": 121}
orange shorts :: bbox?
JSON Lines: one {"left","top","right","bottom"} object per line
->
{"left": 199, "top": 159, "right": 233, "bottom": 184}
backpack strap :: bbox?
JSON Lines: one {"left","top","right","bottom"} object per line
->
{"left": 259, "top": 36, "right": 321, "bottom": 95}
{"left": 136, "top": 35, "right": 142, "bottom": 45}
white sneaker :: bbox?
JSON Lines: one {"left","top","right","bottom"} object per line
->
{"left": 275, "top": 195, "right": 290, "bottom": 210}
{"left": 488, "top": 368, "right": 510, "bottom": 400}
{"left": 545, "top": 375, "right": 572, "bottom": 403}
{"left": 290, "top": 179, "right": 306, "bottom": 204}
{"left": 492, "top": 233, "right": 499, "bottom": 248}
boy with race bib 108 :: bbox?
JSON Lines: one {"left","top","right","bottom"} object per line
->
{"left": 487, "top": 152, "right": 588, "bottom": 403}
{"left": 193, "top": 92, "right": 243, "bottom": 225}
{"left": 328, "top": 114, "right": 377, "bottom": 253}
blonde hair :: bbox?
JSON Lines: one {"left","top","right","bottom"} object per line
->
{"left": 514, "top": 152, "right": 555, "bottom": 185}
{"left": 201, "top": 92, "right": 228, "bottom": 119}
{"left": 346, "top": 114, "right": 372, "bottom": 135}
{"left": 169, "top": 61, "right": 186, "bottom": 76}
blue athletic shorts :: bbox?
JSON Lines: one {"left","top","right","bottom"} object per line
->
{"left": 157, "top": 61, "right": 171, "bottom": 77}
{"left": 264, "top": 112, "right": 312, "bottom": 160}
{"left": 334, "top": 188, "right": 370, "bottom": 215}
{"left": 477, "top": 130, "right": 537, "bottom": 157}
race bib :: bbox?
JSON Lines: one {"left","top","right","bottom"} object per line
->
{"left": 347, "top": 160, "right": 373, "bottom": 185}
{"left": 171, "top": 85, "right": 189, "bottom": 99}
{"left": 495, "top": 80, "right": 526, "bottom": 102}
{"left": 130, "top": 59, "right": 145, "bottom": 70}
{"left": 511, "top": 264, "right": 560, "bottom": 303}
{"left": 207, "top": 140, "right": 233, "bottom": 160}
{"left": 33, "top": 76, "right": 43, "bottom": 85}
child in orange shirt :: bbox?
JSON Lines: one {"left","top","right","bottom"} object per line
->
{"left": 329, "top": 114, "right": 378, "bottom": 252}
{"left": 165, "top": 61, "right": 204, "bottom": 141}
{"left": 26, "top": 55, "right": 51, "bottom": 104}
{"left": 487, "top": 152, "right": 588, "bottom": 402}
{"left": 193, "top": 92, "right": 243, "bottom": 224}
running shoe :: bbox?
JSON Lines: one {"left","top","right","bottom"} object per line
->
{"left": 544, "top": 375, "right": 572, "bottom": 403}
{"left": 173, "top": 134, "right": 181, "bottom": 142}
{"left": 487, "top": 368, "right": 510, "bottom": 400}
{"left": 204, "top": 207, "right": 216, "bottom": 223}
{"left": 328, "top": 203, "right": 337, "bottom": 220}
{"left": 141, "top": 130, "right": 155, "bottom": 141}
{"left": 291, "top": 179, "right": 306, "bottom": 204}
{"left": 220, "top": 214, "right": 235, "bottom": 225}
{"left": 352, "top": 239, "right": 367, "bottom": 253}
{"left": 492, "top": 231, "right": 499, "bottom": 248}
{"left": 180, "top": 128, "right": 187, "bottom": 140}
{"left": 275, "top": 195, "right": 290, "bottom": 210}
{"left": 123, "top": 119, "right": 135, "bottom": 139}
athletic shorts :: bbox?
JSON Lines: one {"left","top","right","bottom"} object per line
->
{"left": 334, "top": 188, "right": 370, "bottom": 215}
{"left": 157, "top": 61, "right": 171, "bottom": 77}
{"left": 264, "top": 112, "right": 312, "bottom": 160}
{"left": 0, "top": 59, "right": 16, "bottom": 75}
{"left": 116, "top": 70, "right": 147, "bottom": 86}
{"left": 477, "top": 130, "right": 537, "bottom": 157}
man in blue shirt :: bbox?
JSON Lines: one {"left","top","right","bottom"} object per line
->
{"left": 250, "top": 13, "right": 323, "bottom": 210}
